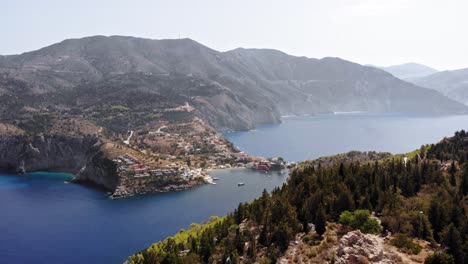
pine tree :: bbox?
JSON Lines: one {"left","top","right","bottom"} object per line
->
{"left": 441, "top": 224, "right": 464, "bottom": 263}
{"left": 449, "top": 161, "right": 457, "bottom": 187}
{"left": 315, "top": 206, "right": 327, "bottom": 237}
{"left": 425, "top": 252, "right": 455, "bottom": 264}
{"left": 460, "top": 166, "right": 468, "bottom": 196}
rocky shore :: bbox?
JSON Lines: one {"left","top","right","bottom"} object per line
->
{"left": 0, "top": 134, "right": 120, "bottom": 191}
{"left": 111, "top": 179, "right": 204, "bottom": 198}
{"left": 0, "top": 132, "right": 230, "bottom": 199}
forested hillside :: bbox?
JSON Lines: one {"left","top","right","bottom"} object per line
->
{"left": 127, "top": 131, "right": 468, "bottom": 264}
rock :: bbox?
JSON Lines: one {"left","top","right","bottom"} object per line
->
{"left": 0, "top": 135, "right": 119, "bottom": 191}
{"left": 335, "top": 230, "right": 393, "bottom": 264}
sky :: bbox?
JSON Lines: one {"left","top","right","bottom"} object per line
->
{"left": 2, "top": 0, "right": 467, "bottom": 70}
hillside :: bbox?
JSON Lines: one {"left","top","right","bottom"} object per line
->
{"left": 377, "top": 63, "right": 439, "bottom": 80}
{"left": 127, "top": 131, "right": 468, "bottom": 264}
{"left": 1, "top": 36, "right": 466, "bottom": 132}
{"left": 412, "top": 68, "right": 468, "bottom": 105}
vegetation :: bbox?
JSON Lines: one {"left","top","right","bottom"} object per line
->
{"left": 425, "top": 252, "right": 455, "bottom": 264}
{"left": 127, "top": 130, "right": 468, "bottom": 264}
{"left": 111, "top": 105, "right": 130, "bottom": 111}
{"left": 338, "top": 210, "right": 382, "bottom": 234}
{"left": 390, "top": 233, "right": 422, "bottom": 254}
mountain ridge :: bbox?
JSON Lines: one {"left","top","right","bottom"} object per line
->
{"left": 376, "top": 62, "right": 439, "bottom": 80}
{"left": 0, "top": 35, "right": 466, "bottom": 132}
{"left": 411, "top": 67, "right": 468, "bottom": 105}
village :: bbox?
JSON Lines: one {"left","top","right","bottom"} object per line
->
{"left": 107, "top": 118, "right": 296, "bottom": 198}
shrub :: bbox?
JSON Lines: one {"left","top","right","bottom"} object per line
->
{"left": 302, "top": 235, "right": 311, "bottom": 243}
{"left": 111, "top": 105, "right": 129, "bottom": 111}
{"left": 390, "top": 233, "right": 422, "bottom": 254}
{"left": 339, "top": 210, "right": 382, "bottom": 234}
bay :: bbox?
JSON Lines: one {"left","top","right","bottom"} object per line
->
{"left": 3, "top": 113, "right": 468, "bottom": 263}
{"left": 224, "top": 113, "right": 468, "bottom": 161}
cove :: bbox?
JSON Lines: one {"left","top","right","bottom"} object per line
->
{"left": 3, "top": 113, "right": 468, "bottom": 264}
{"left": 0, "top": 169, "right": 286, "bottom": 264}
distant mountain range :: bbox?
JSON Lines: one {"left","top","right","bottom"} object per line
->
{"left": 376, "top": 63, "right": 439, "bottom": 80}
{"left": 411, "top": 68, "right": 468, "bottom": 105}
{"left": 0, "top": 35, "right": 466, "bottom": 131}
{"left": 375, "top": 63, "right": 468, "bottom": 106}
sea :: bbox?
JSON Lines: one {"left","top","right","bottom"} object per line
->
{"left": 2, "top": 113, "right": 468, "bottom": 264}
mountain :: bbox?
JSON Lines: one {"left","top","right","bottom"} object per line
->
{"left": 411, "top": 68, "right": 468, "bottom": 105}
{"left": 126, "top": 131, "right": 468, "bottom": 264}
{"left": 377, "top": 62, "right": 439, "bottom": 80}
{"left": 0, "top": 35, "right": 466, "bottom": 132}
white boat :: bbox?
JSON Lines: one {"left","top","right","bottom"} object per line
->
{"left": 237, "top": 182, "right": 245, "bottom": 186}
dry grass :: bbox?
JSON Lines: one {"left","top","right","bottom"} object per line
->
{"left": 279, "top": 223, "right": 343, "bottom": 264}
{"left": 0, "top": 122, "right": 25, "bottom": 136}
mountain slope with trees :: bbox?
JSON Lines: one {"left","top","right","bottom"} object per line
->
{"left": 126, "top": 131, "right": 468, "bottom": 264}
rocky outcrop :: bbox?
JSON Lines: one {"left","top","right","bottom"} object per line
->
{"left": 0, "top": 134, "right": 119, "bottom": 191}
{"left": 336, "top": 231, "right": 395, "bottom": 264}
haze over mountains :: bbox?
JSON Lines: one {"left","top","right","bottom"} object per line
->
{"left": 411, "top": 68, "right": 468, "bottom": 105}
{"left": 0, "top": 35, "right": 466, "bottom": 131}
{"left": 376, "top": 63, "right": 439, "bottom": 81}
{"left": 376, "top": 63, "right": 468, "bottom": 106}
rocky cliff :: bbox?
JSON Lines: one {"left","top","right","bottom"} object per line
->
{"left": 0, "top": 134, "right": 119, "bottom": 191}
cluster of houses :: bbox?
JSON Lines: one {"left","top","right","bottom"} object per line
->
{"left": 113, "top": 153, "right": 209, "bottom": 180}
{"left": 113, "top": 154, "right": 177, "bottom": 178}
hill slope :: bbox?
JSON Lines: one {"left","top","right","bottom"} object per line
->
{"left": 127, "top": 131, "right": 468, "bottom": 263}
{"left": 1, "top": 36, "right": 466, "bottom": 132}
{"left": 412, "top": 68, "right": 468, "bottom": 105}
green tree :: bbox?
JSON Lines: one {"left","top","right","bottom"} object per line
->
{"left": 411, "top": 212, "right": 433, "bottom": 240}
{"left": 315, "top": 206, "right": 327, "bottom": 237}
{"left": 449, "top": 161, "right": 457, "bottom": 187}
{"left": 339, "top": 210, "right": 382, "bottom": 234}
{"left": 425, "top": 252, "right": 455, "bottom": 264}
{"left": 460, "top": 166, "right": 468, "bottom": 196}
{"left": 441, "top": 224, "right": 464, "bottom": 263}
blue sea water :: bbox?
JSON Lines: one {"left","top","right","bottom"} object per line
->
{"left": 0, "top": 170, "right": 286, "bottom": 264}
{"left": 2, "top": 113, "right": 468, "bottom": 264}
{"left": 224, "top": 113, "right": 468, "bottom": 161}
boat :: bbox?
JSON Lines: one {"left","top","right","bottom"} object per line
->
{"left": 212, "top": 177, "right": 220, "bottom": 181}
{"left": 237, "top": 182, "right": 245, "bottom": 186}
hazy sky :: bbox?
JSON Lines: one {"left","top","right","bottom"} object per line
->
{"left": 3, "top": 0, "right": 467, "bottom": 70}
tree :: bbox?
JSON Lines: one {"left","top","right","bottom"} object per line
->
{"left": 449, "top": 161, "right": 457, "bottom": 187}
{"left": 425, "top": 253, "right": 455, "bottom": 264}
{"left": 315, "top": 206, "right": 327, "bottom": 237}
{"left": 337, "top": 188, "right": 356, "bottom": 213}
{"left": 339, "top": 210, "right": 382, "bottom": 234}
{"left": 441, "top": 224, "right": 464, "bottom": 263}
{"left": 460, "top": 166, "right": 468, "bottom": 196}
{"left": 411, "top": 212, "right": 433, "bottom": 240}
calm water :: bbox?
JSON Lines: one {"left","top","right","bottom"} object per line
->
{"left": 0, "top": 170, "right": 286, "bottom": 264}
{"left": 225, "top": 113, "right": 468, "bottom": 161}
{"left": 3, "top": 113, "right": 468, "bottom": 264}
